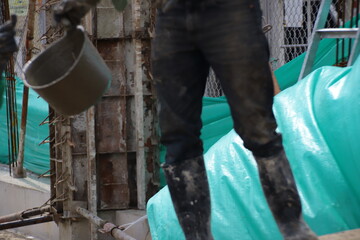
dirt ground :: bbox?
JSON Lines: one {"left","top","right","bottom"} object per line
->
{"left": 0, "top": 230, "right": 37, "bottom": 240}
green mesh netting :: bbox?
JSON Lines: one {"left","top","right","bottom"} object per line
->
{"left": 0, "top": 78, "right": 49, "bottom": 174}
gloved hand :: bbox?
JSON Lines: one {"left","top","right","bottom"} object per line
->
{"left": 54, "top": 0, "right": 99, "bottom": 27}
{"left": 0, "top": 15, "right": 18, "bottom": 73}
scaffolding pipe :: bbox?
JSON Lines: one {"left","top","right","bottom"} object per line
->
{"left": 0, "top": 215, "right": 53, "bottom": 230}
{"left": 0, "top": 206, "right": 51, "bottom": 224}
{"left": 76, "top": 207, "right": 136, "bottom": 240}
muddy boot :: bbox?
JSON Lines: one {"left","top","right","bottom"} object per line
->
{"left": 254, "top": 150, "right": 318, "bottom": 240}
{"left": 162, "top": 156, "right": 214, "bottom": 240}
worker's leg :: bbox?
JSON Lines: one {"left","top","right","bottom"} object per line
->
{"left": 198, "top": 0, "right": 317, "bottom": 239}
{"left": 152, "top": 4, "right": 214, "bottom": 239}
{"left": 199, "top": 0, "right": 281, "bottom": 158}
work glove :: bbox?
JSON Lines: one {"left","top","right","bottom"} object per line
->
{"left": 54, "top": 0, "right": 96, "bottom": 27}
{"left": 54, "top": 0, "right": 128, "bottom": 28}
{"left": 0, "top": 15, "right": 18, "bottom": 73}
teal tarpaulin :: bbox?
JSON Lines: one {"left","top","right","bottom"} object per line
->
{"left": 147, "top": 58, "right": 360, "bottom": 239}
{"left": 0, "top": 78, "right": 49, "bottom": 175}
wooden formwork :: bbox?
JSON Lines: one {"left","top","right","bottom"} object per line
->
{"left": 48, "top": 0, "right": 159, "bottom": 239}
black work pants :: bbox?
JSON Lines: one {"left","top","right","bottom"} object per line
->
{"left": 152, "top": 0, "right": 283, "bottom": 164}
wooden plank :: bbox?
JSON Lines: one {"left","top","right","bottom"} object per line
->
{"left": 320, "top": 229, "right": 360, "bottom": 240}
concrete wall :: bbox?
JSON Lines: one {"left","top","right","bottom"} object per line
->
{"left": 0, "top": 166, "right": 59, "bottom": 240}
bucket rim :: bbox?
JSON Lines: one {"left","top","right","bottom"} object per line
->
{"left": 22, "top": 26, "right": 87, "bottom": 90}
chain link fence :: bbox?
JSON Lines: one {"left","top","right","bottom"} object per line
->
{"left": 263, "top": 0, "right": 349, "bottom": 68}
{"left": 205, "top": 0, "right": 356, "bottom": 97}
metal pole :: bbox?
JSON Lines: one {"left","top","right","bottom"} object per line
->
{"left": 0, "top": 206, "right": 51, "bottom": 224}
{"left": 13, "top": 0, "right": 36, "bottom": 178}
{"left": 0, "top": 215, "right": 53, "bottom": 230}
{"left": 347, "top": 27, "right": 360, "bottom": 66}
{"left": 76, "top": 207, "right": 136, "bottom": 240}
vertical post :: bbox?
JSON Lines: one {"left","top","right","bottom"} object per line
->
{"left": 58, "top": 116, "right": 91, "bottom": 240}
{"left": 85, "top": 8, "right": 98, "bottom": 239}
{"left": 132, "top": 0, "right": 146, "bottom": 210}
{"left": 347, "top": 27, "right": 360, "bottom": 66}
{"left": 61, "top": 117, "right": 73, "bottom": 218}
{"left": 86, "top": 106, "right": 98, "bottom": 240}
{"left": 13, "top": 0, "right": 36, "bottom": 178}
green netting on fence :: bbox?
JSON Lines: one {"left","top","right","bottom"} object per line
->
{"left": 0, "top": 78, "right": 49, "bottom": 175}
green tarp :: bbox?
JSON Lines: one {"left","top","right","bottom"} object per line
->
{"left": 147, "top": 55, "right": 360, "bottom": 239}
{"left": 0, "top": 78, "right": 49, "bottom": 175}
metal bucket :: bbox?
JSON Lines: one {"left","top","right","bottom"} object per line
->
{"left": 23, "top": 26, "right": 111, "bottom": 116}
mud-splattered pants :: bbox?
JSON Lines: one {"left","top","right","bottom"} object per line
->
{"left": 152, "top": 0, "right": 283, "bottom": 164}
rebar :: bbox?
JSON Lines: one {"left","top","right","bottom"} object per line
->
{"left": 1, "top": 0, "right": 19, "bottom": 176}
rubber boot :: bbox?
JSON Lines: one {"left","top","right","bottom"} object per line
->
{"left": 162, "top": 156, "right": 214, "bottom": 240}
{"left": 254, "top": 150, "right": 318, "bottom": 240}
